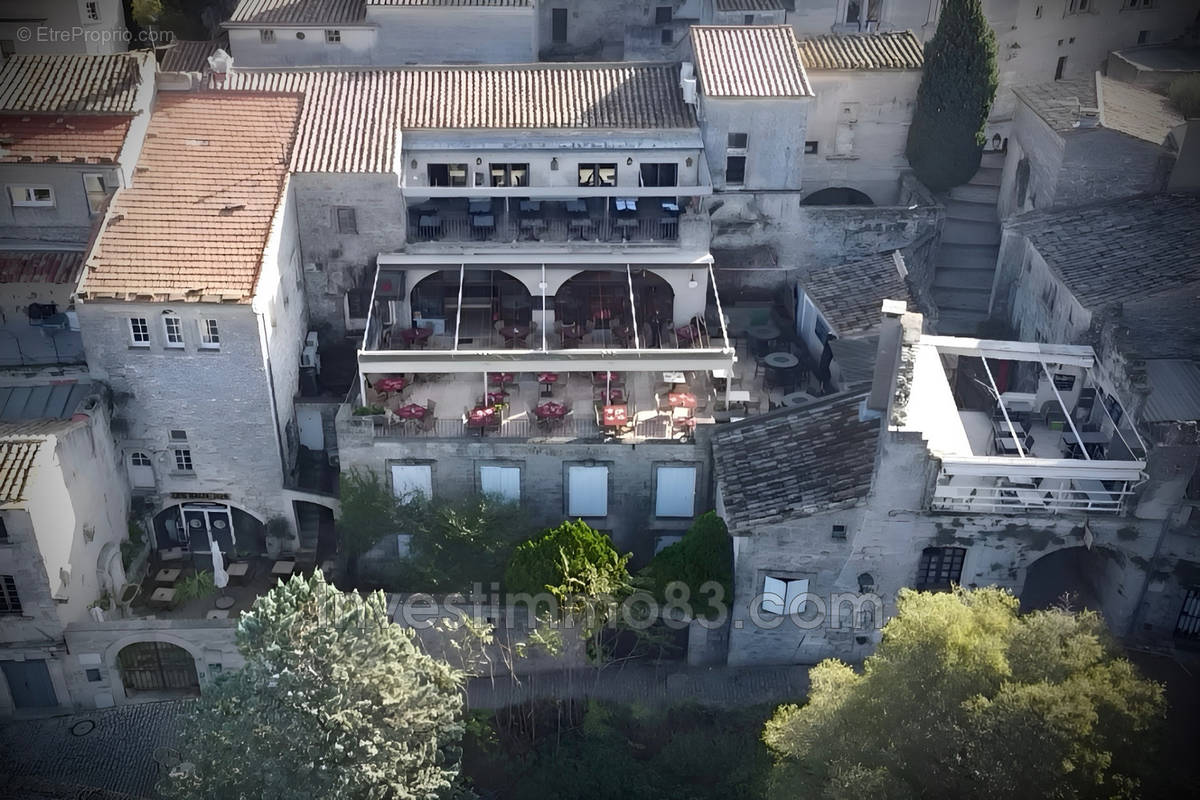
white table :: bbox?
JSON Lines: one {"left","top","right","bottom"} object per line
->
{"left": 662, "top": 371, "right": 686, "bottom": 384}
{"left": 271, "top": 560, "right": 295, "bottom": 577}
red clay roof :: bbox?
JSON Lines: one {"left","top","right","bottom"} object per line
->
{"left": 691, "top": 25, "right": 813, "bottom": 98}
{"left": 81, "top": 92, "right": 303, "bottom": 303}
{"left": 0, "top": 250, "right": 84, "bottom": 284}
{"left": 0, "top": 114, "right": 132, "bottom": 164}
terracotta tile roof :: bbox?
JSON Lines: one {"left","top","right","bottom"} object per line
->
{"left": 803, "top": 251, "right": 915, "bottom": 337}
{"left": 0, "top": 53, "right": 149, "bottom": 114}
{"left": 81, "top": 92, "right": 303, "bottom": 303}
{"left": 796, "top": 30, "right": 924, "bottom": 70}
{"left": 368, "top": 0, "right": 530, "bottom": 5}
{"left": 1097, "top": 75, "right": 1183, "bottom": 145}
{"left": 1007, "top": 193, "right": 1200, "bottom": 309}
{"left": 0, "top": 437, "right": 44, "bottom": 504}
{"left": 691, "top": 25, "right": 813, "bottom": 98}
{"left": 160, "top": 37, "right": 228, "bottom": 73}
{"left": 713, "top": 390, "right": 879, "bottom": 526}
{"left": 0, "top": 250, "right": 84, "bottom": 284}
{"left": 219, "top": 63, "right": 694, "bottom": 172}
{"left": 0, "top": 114, "right": 132, "bottom": 164}
{"left": 229, "top": 0, "right": 366, "bottom": 24}
{"left": 714, "top": 0, "right": 785, "bottom": 10}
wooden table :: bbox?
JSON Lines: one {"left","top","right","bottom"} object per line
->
{"left": 155, "top": 568, "right": 182, "bottom": 585}
{"left": 271, "top": 560, "right": 295, "bottom": 577}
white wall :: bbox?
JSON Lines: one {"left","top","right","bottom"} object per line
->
{"left": 801, "top": 69, "right": 922, "bottom": 204}
{"left": 0, "top": 0, "right": 127, "bottom": 55}
{"left": 699, "top": 96, "right": 810, "bottom": 190}
{"left": 227, "top": 26, "right": 376, "bottom": 67}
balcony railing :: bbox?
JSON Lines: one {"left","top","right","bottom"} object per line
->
{"left": 408, "top": 215, "right": 678, "bottom": 245}
{"left": 341, "top": 409, "right": 676, "bottom": 443}
{"left": 929, "top": 458, "right": 1144, "bottom": 515}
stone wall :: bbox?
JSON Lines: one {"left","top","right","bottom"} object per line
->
{"left": 337, "top": 418, "right": 714, "bottom": 566}
{"left": 726, "top": 429, "right": 1170, "bottom": 666}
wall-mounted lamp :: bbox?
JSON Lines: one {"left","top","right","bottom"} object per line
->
{"left": 410, "top": 159, "right": 417, "bottom": 169}
{"left": 685, "top": 156, "right": 693, "bottom": 167}
{"left": 991, "top": 133, "right": 1002, "bottom": 151}
{"left": 537, "top": 280, "right": 547, "bottom": 291}
{"left": 687, "top": 273, "right": 698, "bottom": 289}
{"left": 475, "top": 157, "right": 482, "bottom": 165}
{"left": 626, "top": 157, "right": 633, "bottom": 166}
{"left": 550, "top": 157, "right": 559, "bottom": 170}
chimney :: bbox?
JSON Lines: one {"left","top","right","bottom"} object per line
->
{"left": 867, "top": 300, "right": 908, "bottom": 413}
{"left": 207, "top": 48, "right": 234, "bottom": 87}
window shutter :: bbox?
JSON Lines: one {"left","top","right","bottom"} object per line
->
{"left": 655, "top": 466, "right": 697, "bottom": 517}
{"left": 568, "top": 466, "right": 608, "bottom": 517}
{"left": 784, "top": 578, "right": 809, "bottom": 614}
{"left": 762, "top": 575, "right": 787, "bottom": 615}
{"left": 391, "top": 465, "right": 432, "bottom": 501}
{"left": 480, "top": 466, "right": 520, "bottom": 502}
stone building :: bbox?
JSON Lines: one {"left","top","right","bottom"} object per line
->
{"left": 996, "top": 72, "right": 1184, "bottom": 219}
{"left": 0, "top": 0, "right": 130, "bottom": 56}
{"left": 717, "top": 306, "right": 1200, "bottom": 665}
{"left": 75, "top": 91, "right": 318, "bottom": 565}
{"left": 223, "top": 0, "right": 538, "bottom": 67}
{"left": 0, "top": 395, "right": 129, "bottom": 715}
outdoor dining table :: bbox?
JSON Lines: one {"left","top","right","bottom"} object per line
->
{"left": 375, "top": 376, "right": 408, "bottom": 394}
{"left": 466, "top": 405, "right": 499, "bottom": 433}
{"left": 155, "top": 568, "right": 181, "bottom": 585}
{"left": 396, "top": 403, "right": 427, "bottom": 420}
{"left": 781, "top": 391, "right": 815, "bottom": 408}
{"left": 499, "top": 325, "right": 530, "bottom": 342}
{"left": 488, "top": 372, "right": 515, "bottom": 386}
{"left": 676, "top": 325, "right": 698, "bottom": 343}
{"left": 468, "top": 199, "right": 491, "bottom": 214}
{"left": 668, "top": 391, "right": 698, "bottom": 409}
{"left": 484, "top": 390, "right": 509, "bottom": 405}
{"left": 519, "top": 200, "right": 541, "bottom": 213}
{"left": 764, "top": 352, "right": 799, "bottom": 370}
{"left": 748, "top": 324, "right": 781, "bottom": 355}
{"left": 534, "top": 401, "right": 568, "bottom": 420}
{"left": 399, "top": 327, "right": 433, "bottom": 346}
{"left": 595, "top": 387, "right": 626, "bottom": 404}
{"left": 566, "top": 199, "right": 588, "bottom": 214}
{"left": 601, "top": 404, "right": 629, "bottom": 427}
{"left": 538, "top": 372, "right": 559, "bottom": 396}
{"left": 593, "top": 371, "right": 621, "bottom": 383}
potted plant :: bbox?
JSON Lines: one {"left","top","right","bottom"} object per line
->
{"left": 265, "top": 515, "right": 292, "bottom": 559}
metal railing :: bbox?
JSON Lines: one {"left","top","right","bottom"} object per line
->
{"left": 408, "top": 215, "right": 678, "bottom": 245}
{"left": 342, "top": 409, "right": 678, "bottom": 443}
{"left": 930, "top": 474, "right": 1135, "bottom": 514}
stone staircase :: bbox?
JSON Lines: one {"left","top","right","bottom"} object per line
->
{"left": 931, "top": 152, "right": 1005, "bottom": 334}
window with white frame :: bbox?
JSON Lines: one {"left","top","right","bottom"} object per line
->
{"left": 83, "top": 173, "right": 111, "bottom": 214}
{"left": 568, "top": 465, "right": 608, "bottom": 517}
{"left": 391, "top": 464, "right": 432, "bottom": 502}
{"left": 163, "top": 315, "right": 184, "bottom": 348}
{"left": 9, "top": 185, "right": 54, "bottom": 207}
{"left": 83, "top": 1, "right": 100, "bottom": 22}
{"left": 173, "top": 449, "right": 194, "bottom": 472}
{"left": 325, "top": 29, "right": 341, "bottom": 43}
{"left": 260, "top": 29, "right": 276, "bottom": 43}
{"left": 480, "top": 465, "right": 521, "bottom": 503}
{"left": 129, "top": 317, "right": 150, "bottom": 345}
{"left": 199, "top": 319, "right": 220, "bottom": 348}
{"left": 655, "top": 465, "right": 697, "bottom": 517}
{"left": 761, "top": 575, "right": 809, "bottom": 616}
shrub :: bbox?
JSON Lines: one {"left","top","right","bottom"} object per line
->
{"left": 504, "top": 519, "right": 630, "bottom": 597}
{"left": 642, "top": 511, "right": 732, "bottom": 619}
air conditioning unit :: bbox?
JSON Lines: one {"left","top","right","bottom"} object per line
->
{"left": 305, "top": 330, "right": 319, "bottom": 350}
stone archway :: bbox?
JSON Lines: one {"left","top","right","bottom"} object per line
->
{"left": 801, "top": 187, "right": 875, "bottom": 206}
{"left": 115, "top": 640, "right": 200, "bottom": 699}
{"left": 1020, "top": 546, "right": 1123, "bottom": 616}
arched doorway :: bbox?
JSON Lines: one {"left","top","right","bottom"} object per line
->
{"left": 116, "top": 641, "right": 199, "bottom": 698}
{"left": 151, "top": 503, "right": 265, "bottom": 563}
{"left": 408, "top": 269, "right": 531, "bottom": 346}
{"left": 801, "top": 187, "right": 875, "bottom": 206}
{"left": 555, "top": 269, "right": 675, "bottom": 346}
{"left": 1021, "top": 546, "right": 1121, "bottom": 615}
{"left": 127, "top": 450, "right": 155, "bottom": 489}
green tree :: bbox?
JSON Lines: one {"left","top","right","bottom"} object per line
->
{"left": 163, "top": 572, "right": 465, "bottom": 800}
{"left": 407, "top": 494, "right": 534, "bottom": 593}
{"left": 505, "top": 519, "right": 630, "bottom": 597}
{"left": 337, "top": 468, "right": 418, "bottom": 585}
{"left": 130, "top": 0, "right": 163, "bottom": 27}
{"left": 642, "top": 511, "right": 732, "bottom": 619}
{"left": 762, "top": 588, "right": 1164, "bottom": 800}
{"left": 905, "top": 0, "right": 998, "bottom": 191}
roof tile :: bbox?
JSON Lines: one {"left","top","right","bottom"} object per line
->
{"left": 0, "top": 114, "right": 131, "bottom": 164}
{"left": 0, "top": 250, "right": 84, "bottom": 284}
{"left": 691, "top": 25, "right": 813, "bottom": 98}
{"left": 804, "top": 251, "right": 914, "bottom": 337}
{"left": 0, "top": 53, "right": 149, "bottom": 114}
{"left": 229, "top": 0, "right": 366, "bottom": 24}
{"left": 796, "top": 30, "right": 924, "bottom": 71}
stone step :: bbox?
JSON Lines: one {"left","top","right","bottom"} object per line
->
{"left": 933, "top": 267, "right": 995, "bottom": 291}
{"left": 968, "top": 166, "right": 1003, "bottom": 187}
{"left": 948, "top": 183, "right": 1000, "bottom": 203}
{"left": 945, "top": 198, "right": 999, "bottom": 223}
{"left": 942, "top": 218, "right": 1002, "bottom": 245}
{"left": 932, "top": 286, "right": 992, "bottom": 314}
{"left": 934, "top": 309, "right": 989, "bottom": 336}
{"left": 936, "top": 242, "right": 1000, "bottom": 270}
{"left": 980, "top": 151, "right": 1007, "bottom": 170}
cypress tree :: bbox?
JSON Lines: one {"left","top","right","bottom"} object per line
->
{"left": 905, "top": 0, "right": 999, "bottom": 191}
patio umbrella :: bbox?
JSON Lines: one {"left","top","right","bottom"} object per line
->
{"left": 211, "top": 539, "right": 232, "bottom": 609}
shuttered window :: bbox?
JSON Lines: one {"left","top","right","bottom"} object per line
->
{"left": 655, "top": 466, "right": 696, "bottom": 517}
{"left": 761, "top": 576, "right": 808, "bottom": 616}
{"left": 568, "top": 466, "right": 608, "bottom": 517}
{"left": 391, "top": 465, "right": 432, "bottom": 501}
{"left": 480, "top": 466, "right": 520, "bottom": 503}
